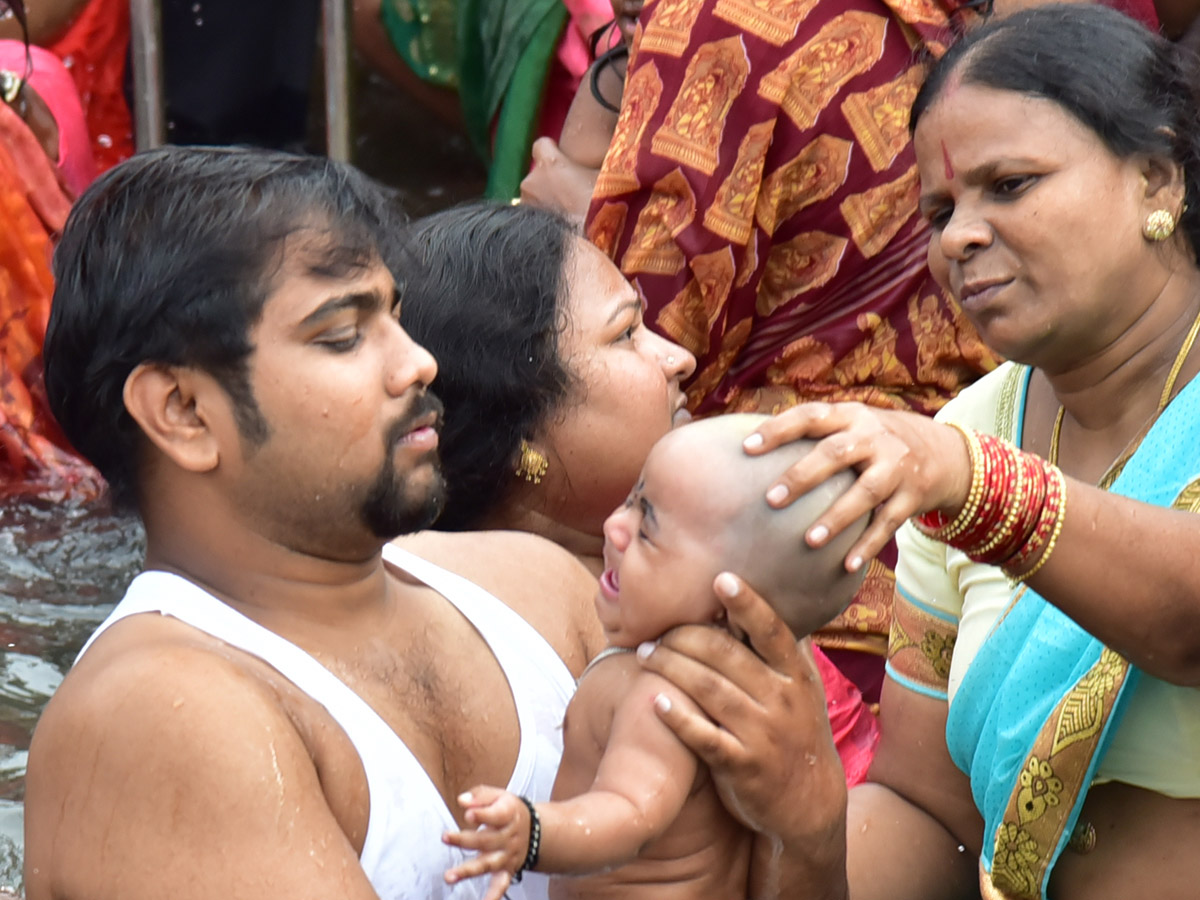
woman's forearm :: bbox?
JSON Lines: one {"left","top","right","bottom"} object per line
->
{"left": 1026, "top": 483, "right": 1200, "bottom": 684}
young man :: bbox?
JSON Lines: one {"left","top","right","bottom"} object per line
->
{"left": 23, "top": 146, "right": 605, "bottom": 900}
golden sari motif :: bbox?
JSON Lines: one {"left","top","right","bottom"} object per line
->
{"left": 641, "top": 0, "right": 708, "bottom": 57}
{"left": 595, "top": 63, "right": 665, "bottom": 199}
{"left": 703, "top": 119, "right": 776, "bottom": 244}
{"left": 758, "top": 11, "right": 888, "bottom": 132}
{"left": 651, "top": 36, "right": 752, "bottom": 176}
{"left": 755, "top": 230, "right": 849, "bottom": 316}
{"left": 586, "top": 202, "right": 630, "bottom": 260}
{"left": 620, "top": 169, "right": 698, "bottom": 276}
{"left": 713, "top": 0, "right": 822, "bottom": 45}
{"left": 755, "top": 133, "right": 853, "bottom": 236}
{"left": 842, "top": 65, "right": 925, "bottom": 173}
{"left": 839, "top": 163, "right": 921, "bottom": 258}
{"left": 655, "top": 247, "right": 738, "bottom": 357}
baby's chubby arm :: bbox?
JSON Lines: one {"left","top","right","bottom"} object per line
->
{"left": 443, "top": 670, "right": 699, "bottom": 887}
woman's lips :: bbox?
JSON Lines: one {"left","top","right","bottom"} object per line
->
{"left": 958, "top": 279, "right": 1012, "bottom": 310}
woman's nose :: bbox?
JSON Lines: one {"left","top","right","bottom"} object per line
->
{"left": 658, "top": 338, "right": 697, "bottom": 380}
{"left": 938, "top": 205, "right": 993, "bottom": 262}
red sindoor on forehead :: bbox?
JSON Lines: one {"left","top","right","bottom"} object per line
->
{"left": 941, "top": 140, "right": 955, "bottom": 180}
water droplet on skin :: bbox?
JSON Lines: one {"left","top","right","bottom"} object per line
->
{"left": 805, "top": 753, "right": 817, "bottom": 766}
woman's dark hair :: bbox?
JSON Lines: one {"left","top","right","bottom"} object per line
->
{"left": 46, "top": 145, "right": 405, "bottom": 509}
{"left": 911, "top": 3, "right": 1200, "bottom": 256}
{"left": 396, "top": 202, "right": 576, "bottom": 531}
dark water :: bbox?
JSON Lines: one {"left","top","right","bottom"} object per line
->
{"left": 0, "top": 499, "right": 146, "bottom": 892}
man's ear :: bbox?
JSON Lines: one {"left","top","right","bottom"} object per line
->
{"left": 123, "top": 363, "right": 223, "bottom": 474}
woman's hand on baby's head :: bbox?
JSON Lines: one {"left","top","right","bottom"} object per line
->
{"left": 744, "top": 402, "right": 972, "bottom": 569}
{"left": 443, "top": 785, "right": 531, "bottom": 900}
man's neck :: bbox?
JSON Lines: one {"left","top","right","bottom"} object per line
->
{"left": 140, "top": 487, "right": 395, "bottom": 634}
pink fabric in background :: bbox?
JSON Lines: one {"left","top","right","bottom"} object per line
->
{"left": 814, "top": 644, "right": 880, "bottom": 786}
{"left": 0, "top": 41, "right": 95, "bottom": 197}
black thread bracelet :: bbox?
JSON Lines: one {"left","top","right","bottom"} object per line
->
{"left": 512, "top": 795, "right": 541, "bottom": 882}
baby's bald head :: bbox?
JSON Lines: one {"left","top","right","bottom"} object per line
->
{"left": 644, "top": 414, "right": 868, "bottom": 638}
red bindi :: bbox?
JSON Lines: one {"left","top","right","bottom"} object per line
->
{"left": 941, "top": 140, "right": 955, "bottom": 180}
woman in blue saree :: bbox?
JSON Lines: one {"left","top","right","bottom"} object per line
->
{"left": 626, "top": 5, "right": 1200, "bottom": 899}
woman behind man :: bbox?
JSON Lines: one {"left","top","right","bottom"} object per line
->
{"left": 396, "top": 200, "right": 881, "bottom": 781}
{"left": 633, "top": 5, "right": 1200, "bottom": 898}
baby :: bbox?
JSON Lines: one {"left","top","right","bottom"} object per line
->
{"left": 442, "top": 414, "right": 869, "bottom": 900}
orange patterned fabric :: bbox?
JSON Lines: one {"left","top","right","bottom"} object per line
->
{"left": 0, "top": 102, "right": 102, "bottom": 500}
{"left": 585, "top": 0, "right": 999, "bottom": 670}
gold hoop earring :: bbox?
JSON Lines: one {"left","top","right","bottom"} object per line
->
{"left": 1144, "top": 209, "right": 1177, "bottom": 242}
{"left": 515, "top": 441, "right": 549, "bottom": 484}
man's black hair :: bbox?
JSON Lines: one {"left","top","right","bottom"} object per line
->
{"left": 45, "top": 145, "right": 406, "bottom": 509}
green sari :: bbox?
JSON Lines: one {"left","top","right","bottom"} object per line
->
{"left": 381, "top": 0, "right": 567, "bottom": 199}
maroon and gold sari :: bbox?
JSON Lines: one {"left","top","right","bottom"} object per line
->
{"left": 584, "top": 0, "right": 999, "bottom": 680}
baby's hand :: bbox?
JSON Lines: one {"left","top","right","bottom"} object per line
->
{"left": 443, "top": 785, "right": 532, "bottom": 900}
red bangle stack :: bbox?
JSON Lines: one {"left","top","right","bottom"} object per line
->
{"left": 914, "top": 425, "right": 1067, "bottom": 581}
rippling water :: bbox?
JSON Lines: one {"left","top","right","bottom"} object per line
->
{"left": 0, "top": 499, "right": 145, "bottom": 893}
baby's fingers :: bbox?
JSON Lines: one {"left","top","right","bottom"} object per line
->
{"left": 443, "top": 851, "right": 511, "bottom": 884}
{"left": 457, "top": 784, "right": 506, "bottom": 810}
{"left": 442, "top": 826, "right": 505, "bottom": 852}
{"left": 483, "top": 871, "right": 514, "bottom": 900}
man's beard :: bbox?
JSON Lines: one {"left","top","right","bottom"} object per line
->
{"left": 360, "top": 392, "right": 448, "bottom": 538}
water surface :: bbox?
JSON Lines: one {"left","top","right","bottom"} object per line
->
{"left": 0, "top": 499, "right": 145, "bottom": 893}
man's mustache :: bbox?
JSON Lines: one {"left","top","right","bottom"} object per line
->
{"left": 385, "top": 391, "right": 445, "bottom": 450}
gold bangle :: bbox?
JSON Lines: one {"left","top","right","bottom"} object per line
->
{"left": 1014, "top": 468, "right": 1067, "bottom": 582}
{"left": 936, "top": 423, "right": 985, "bottom": 541}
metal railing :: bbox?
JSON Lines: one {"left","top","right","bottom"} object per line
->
{"left": 127, "top": 0, "right": 351, "bottom": 160}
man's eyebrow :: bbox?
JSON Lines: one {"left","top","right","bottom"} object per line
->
{"left": 606, "top": 297, "right": 641, "bottom": 326}
{"left": 639, "top": 495, "right": 658, "bottom": 532}
{"left": 297, "top": 291, "right": 385, "bottom": 329}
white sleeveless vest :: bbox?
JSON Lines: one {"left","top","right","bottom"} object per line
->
{"left": 76, "top": 543, "right": 576, "bottom": 899}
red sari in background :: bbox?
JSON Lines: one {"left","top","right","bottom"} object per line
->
{"left": 584, "top": 0, "right": 1001, "bottom": 697}
{"left": 45, "top": 0, "right": 133, "bottom": 172}
{"left": 0, "top": 74, "right": 101, "bottom": 500}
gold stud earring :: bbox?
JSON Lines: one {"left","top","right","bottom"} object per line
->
{"left": 515, "top": 441, "right": 549, "bottom": 484}
{"left": 1144, "top": 209, "right": 1177, "bottom": 242}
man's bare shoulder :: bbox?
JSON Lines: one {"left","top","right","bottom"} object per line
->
{"left": 392, "top": 530, "right": 604, "bottom": 674}
{"left": 25, "top": 615, "right": 376, "bottom": 900}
